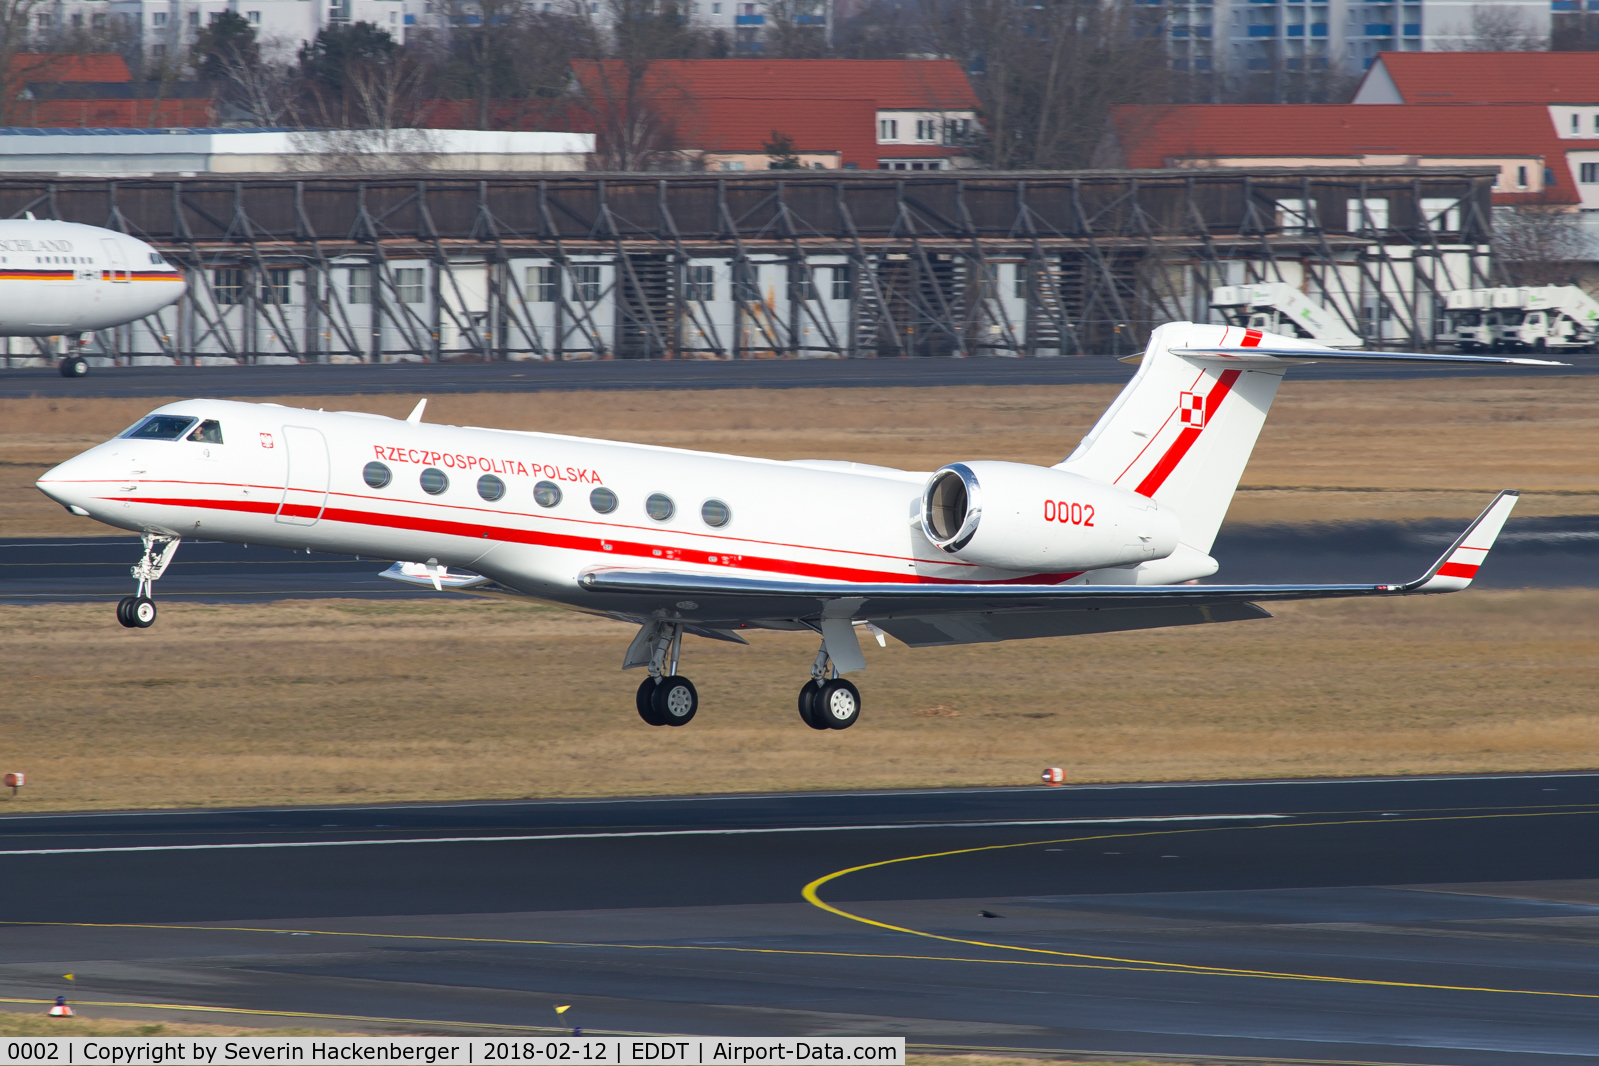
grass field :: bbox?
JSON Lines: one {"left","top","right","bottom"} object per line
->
{"left": 1, "top": 589, "right": 1594, "bottom": 812}
{"left": 2, "top": 373, "right": 1595, "bottom": 538}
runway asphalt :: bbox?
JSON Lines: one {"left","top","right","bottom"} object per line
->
{"left": 3, "top": 512, "right": 1592, "bottom": 606}
{"left": 3, "top": 774, "right": 1599, "bottom": 1063}
{"left": 3, "top": 350, "right": 1596, "bottom": 399}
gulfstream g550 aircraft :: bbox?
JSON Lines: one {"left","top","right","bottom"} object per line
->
{"left": 37, "top": 323, "right": 1561, "bottom": 730}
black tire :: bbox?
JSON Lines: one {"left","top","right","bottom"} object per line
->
{"left": 115, "top": 596, "right": 138, "bottom": 628}
{"left": 651, "top": 676, "right": 698, "bottom": 726}
{"left": 815, "top": 678, "right": 862, "bottom": 729}
{"left": 60, "top": 356, "right": 89, "bottom": 378}
{"left": 797, "top": 680, "right": 828, "bottom": 730}
{"left": 131, "top": 596, "right": 157, "bottom": 628}
{"left": 636, "top": 677, "right": 667, "bottom": 726}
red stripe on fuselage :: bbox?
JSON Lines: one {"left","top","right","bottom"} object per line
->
{"left": 1132, "top": 368, "right": 1242, "bottom": 498}
{"left": 109, "top": 493, "right": 1085, "bottom": 587}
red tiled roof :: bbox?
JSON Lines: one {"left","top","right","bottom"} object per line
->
{"left": 1362, "top": 51, "right": 1599, "bottom": 104}
{"left": 10, "top": 53, "right": 131, "bottom": 84}
{"left": 1106, "top": 103, "right": 1595, "bottom": 204}
{"left": 675, "top": 98, "right": 880, "bottom": 167}
{"left": 572, "top": 59, "right": 978, "bottom": 111}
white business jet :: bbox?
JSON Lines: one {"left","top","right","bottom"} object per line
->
{"left": 0, "top": 217, "right": 187, "bottom": 376}
{"left": 37, "top": 323, "right": 1562, "bottom": 730}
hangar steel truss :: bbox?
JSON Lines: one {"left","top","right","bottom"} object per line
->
{"left": 0, "top": 167, "right": 1499, "bottom": 362}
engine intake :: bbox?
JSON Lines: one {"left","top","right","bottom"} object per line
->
{"left": 921, "top": 461, "right": 1180, "bottom": 573}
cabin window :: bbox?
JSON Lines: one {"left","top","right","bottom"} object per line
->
{"left": 477, "top": 474, "right": 505, "bottom": 502}
{"left": 590, "top": 487, "right": 618, "bottom": 514}
{"left": 363, "top": 461, "right": 391, "bottom": 489}
{"left": 120, "top": 415, "right": 197, "bottom": 440}
{"left": 186, "top": 420, "right": 223, "bottom": 444}
{"left": 534, "top": 481, "right": 562, "bottom": 507}
{"left": 645, "top": 493, "right": 675, "bottom": 521}
{"left": 701, "top": 499, "right": 731, "bottom": 527}
{"left": 420, "top": 468, "right": 449, "bottom": 495}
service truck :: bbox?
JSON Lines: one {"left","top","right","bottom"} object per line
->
{"left": 1210, "top": 283, "right": 1364, "bottom": 349}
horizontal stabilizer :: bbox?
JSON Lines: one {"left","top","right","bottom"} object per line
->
{"left": 1165, "top": 347, "right": 1567, "bottom": 367}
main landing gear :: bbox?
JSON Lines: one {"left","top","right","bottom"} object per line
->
{"left": 625, "top": 620, "right": 863, "bottom": 729}
{"left": 116, "top": 534, "right": 179, "bottom": 629}
{"left": 634, "top": 623, "right": 699, "bottom": 727}
{"left": 796, "top": 638, "right": 861, "bottom": 730}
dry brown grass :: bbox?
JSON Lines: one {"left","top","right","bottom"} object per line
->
{"left": 2, "top": 374, "right": 1594, "bottom": 537}
{"left": 1, "top": 589, "right": 1594, "bottom": 812}
{"left": 0, "top": 1010, "right": 350, "bottom": 1036}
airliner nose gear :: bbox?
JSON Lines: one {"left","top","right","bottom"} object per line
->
{"left": 115, "top": 534, "right": 179, "bottom": 628}
{"left": 59, "top": 356, "right": 88, "bottom": 378}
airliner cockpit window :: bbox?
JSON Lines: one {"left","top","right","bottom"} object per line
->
{"left": 187, "top": 420, "right": 224, "bottom": 444}
{"left": 120, "top": 416, "right": 199, "bottom": 440}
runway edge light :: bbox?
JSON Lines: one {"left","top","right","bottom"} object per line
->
{"left": 1041, "top": 767, "right": 1066, "bottom": 786}
{"left": 5, "top": 772, "right": 22, "bottom": 796}
{"left": 48, "top": 996, "right": 73, "bottom": 1018}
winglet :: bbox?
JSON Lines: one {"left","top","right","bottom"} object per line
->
{"left": 406, "top": 399, "right": 427, "bottom": 424}
{"left": 1399, "top": 491, "right": 1519, "bottom": 594}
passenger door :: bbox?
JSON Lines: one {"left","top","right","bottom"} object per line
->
{"left": 276, "top": 426, "right": 330, "bottom": 525}
{"left": 100, "top": 238, "right": 131, "bottom": 283}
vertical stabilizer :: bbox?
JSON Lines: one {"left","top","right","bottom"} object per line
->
{"left": 1057, "top": 322, "right": 1286, "bottom": 555}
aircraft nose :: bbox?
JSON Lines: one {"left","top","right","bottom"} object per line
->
{"left": 37, "top": 453, "right": 102, "bottom": 516}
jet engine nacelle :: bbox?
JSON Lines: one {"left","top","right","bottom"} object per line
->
{"left": 921, "top": 461, "right": 1181, "bottom": 572}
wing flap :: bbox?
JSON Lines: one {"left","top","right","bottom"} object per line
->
{"left": 876, "top": 601, "right": 1272, "bottom": 648}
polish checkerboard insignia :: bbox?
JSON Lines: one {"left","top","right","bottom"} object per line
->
{"left": 1179, "top": 391, "right": 1205, "bottom": 428}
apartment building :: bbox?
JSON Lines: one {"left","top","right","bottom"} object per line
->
{"left": 1151, "top": 0, "right": 1551, "bottom": 88}
{"left": 33, "top": 0, "right": 408, "bottom": 64}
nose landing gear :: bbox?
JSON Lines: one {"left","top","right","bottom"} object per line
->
{"left": 633, "top": 622, "right": 698, "bottom": 726}
{"left": 116, "top": 534, "right": 179, "bottom": 629}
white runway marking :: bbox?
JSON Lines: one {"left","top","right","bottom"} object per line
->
{"left": 0, "top": 813, "right": 1287, "bottom": 856}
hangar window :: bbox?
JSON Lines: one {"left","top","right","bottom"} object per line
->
{"left": 645, "top": 493, "right": 675, "bottom": 521}
{"left": 477, "top": 474, "right": 505, "bottom": 501}
{"left": 120, "top": 415, "right": 198, "bottom": 440}
{"left": 572, "top": 265, "right": 602, "bottom": 303}
{"left": 420, "top": 468, "right": 449, "bottom": 495}
{"left": 590, "top": 486, "right": 618, "bottom": 514}
{"left": 212, "top": 267, "right": 246, "bottom": 305}
{"left": 701, "top": 499, "right": 731, "bottom": 527}
{"left": 395, "top": 267, "right": 426, "bottom": 304}
{"left": 260, "top": 268, "right": 292, "bottom": 305}
{"left": 348, "top": 266, "right": 372, "bottom": 304}
{"left": 186, "top": 419, "right": 223, "bottom": 444}
{"left": 363, "top": 461, "right": 391, "bottom": 489}
{"left": 534, "top": 480, "right": 562, "bottom": 507}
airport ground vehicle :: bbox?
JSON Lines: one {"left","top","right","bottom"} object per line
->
{"left": 1210, "top": 284, "right": 1364, "bottom": 349}
{"left": 1445, "top": 287, "right": 1599, "bottom": 353}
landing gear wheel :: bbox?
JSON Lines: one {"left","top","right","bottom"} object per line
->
{"left": 816, "top": 678, "right": 861, "bottom": 729}
{"left": 636, "top": 677, "right": 667, "bottom": 726}
{"left": 59, "top": 356, "right": 88, "bottom": 378}
{"left": 115, "top": 595, "right": 138, "bottom": 628}
{"left": 797, "top": 680, "right": 829, "bottom": 730}
{"left": 131, "top": 596, "right": 157, "bottom": 628}
{"left": 651, "top": 676, "right": 698, "bottom": 726}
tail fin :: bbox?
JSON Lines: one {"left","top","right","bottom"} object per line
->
{"left": 1058, "top": 322, "right": 1285, "bottom": 554}
{"left": 1059, "top": 323, "right": 1561, "bottom": 557}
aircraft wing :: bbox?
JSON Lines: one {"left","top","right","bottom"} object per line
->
{"left": 577, "top": 491, "right": 1518, "bottom": 647}
{"left": 1165, "top": 347, "right": 1567, "bottom": 367}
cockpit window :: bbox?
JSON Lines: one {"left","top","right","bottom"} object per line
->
{"left": 149, "top": 253, "right": 165, "bottom": 265}
{"left": 187, "top": 419, "right": 223, "bottom": 444}
{"left": 120, "top": 415, "right": 199, "bottom": 441}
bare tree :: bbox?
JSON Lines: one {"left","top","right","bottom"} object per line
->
{"left": 1495, "top": 204, "right": 1593, "bottom": 285}
{"left": 765, "top": 0, "right": 829, "bottom": 59}
{"left": 922, "top": 0, "right": 1168, "bottom": 170}
{"left": 1438, "top": 5, "right": 1550, "bottom": 51}
{"left": 0, "top": 0, "right": 43, "bottom": 126}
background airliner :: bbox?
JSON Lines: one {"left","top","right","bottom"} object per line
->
{"left": 36, "top": 323, "right": 1560, "bottom": 730}
{"left": 0, "top": 217, "right": 187, "bottom": 376}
